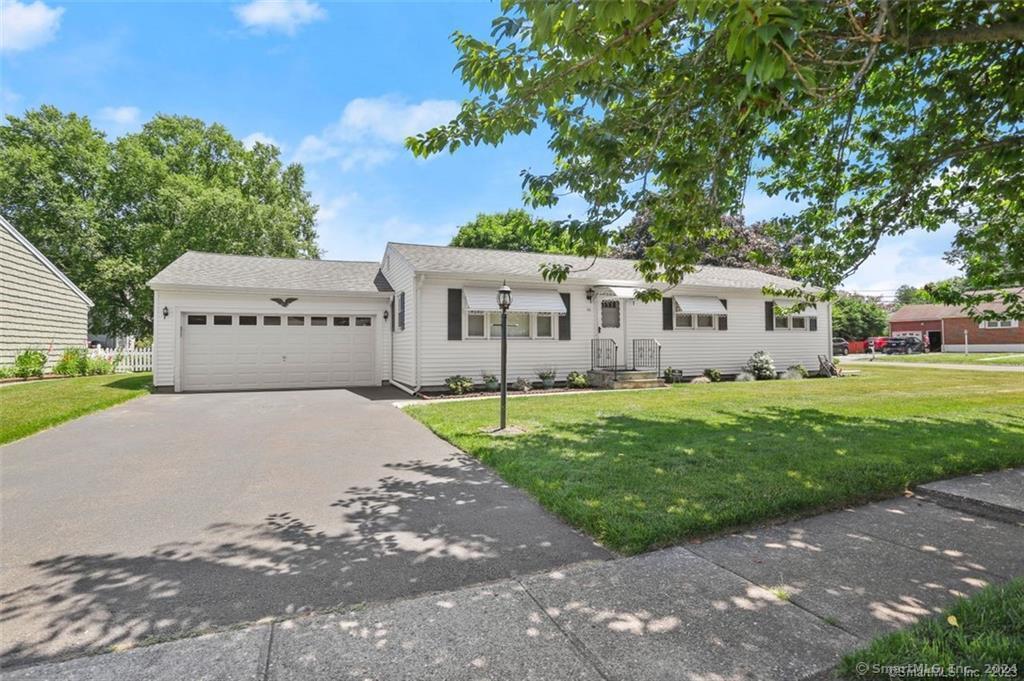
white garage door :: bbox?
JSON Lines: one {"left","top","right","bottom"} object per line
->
{"left": 182, "top": 313, "right": 377, "bottom": 391}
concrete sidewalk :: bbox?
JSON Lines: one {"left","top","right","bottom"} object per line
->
{"left": 4, "top": 468, "right": 1021, "bottom": 681}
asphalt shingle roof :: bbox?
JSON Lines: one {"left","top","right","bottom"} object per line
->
{"left": 388, "top": 242, "right": 809, "bottom": 291}
{"left": 148, "top": 252, "right": 390, "bottom": 293}
{"left": 888, "top": 295, "right": 1021, "bottom": 322}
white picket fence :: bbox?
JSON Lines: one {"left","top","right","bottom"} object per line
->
{"left": 89, "top": 348, "right": 153, "bottom": 373}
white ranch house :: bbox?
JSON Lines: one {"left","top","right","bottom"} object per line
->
{"left": 149, "top": 243, "right": 832, "bottom": 393}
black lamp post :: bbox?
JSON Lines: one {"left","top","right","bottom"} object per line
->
{"left": 497, "top": 283, "right": 512, "bottom": 430}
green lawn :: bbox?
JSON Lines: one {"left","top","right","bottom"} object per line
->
{"left": 838, "top": 579, "right": 1023, "bottom": 680}
{"left": 872, "top": 352, "right": 1024, "bottom": 366}
{"left": 0, "top": 373, "right": 152, "bottom": 445}
{"left": 407, "top": 366, "right": 1024, "bottom": 554}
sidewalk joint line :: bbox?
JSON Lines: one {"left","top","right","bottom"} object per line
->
{"left": 686, "top": 547, "right": 866, "bottom": 643}
{"left": 258, "top": 621, "right": 275, "bottom": 681}
{"left": 516, "top": 578, "right": 618, "bottom": 681}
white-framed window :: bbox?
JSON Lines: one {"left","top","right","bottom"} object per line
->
{"left": 489, "top": 311, "right": 530, "bottom": 338}
{"left": 536, "top": 313, "right": 553, "bottom": 338}
{"left": 675, "top": 312, "right": 728, "bottom": 331}
{"left": 982, "top": 319, "right": 1019, "bottom": 328}
{"left": 775, "top": 314, "right": 817, "bottom": 330}
{"left": 467, "top": 312, "right": 486, "bottom": 338}
{"left": 465, "top": 310, "right": 561, "bottom": 339}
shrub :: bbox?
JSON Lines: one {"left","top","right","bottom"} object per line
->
{"left": 787, "top": 364, "right": 809, "bottom": 379}
{"left": 13, "top": 350, "right": 47, "bottom": 378}
{"left": 690, "top": 375, "right": 712, "bottom": 384}
{"left": 662, "top": 367, "right": 674, "bottom": 384}
{"left": 85, "top": 357, "right": 114, "bottom": 375}
{"left": 481, "top": 372, "right": 499, "bottom": 390}
{"left": 745, "top": 351, "right": 776, "bottom": 380}
{"left": 513, "top": 376, "right": 531, "bottom": 392}
{"left": 734, "top": 371, "right": 756, "bottom": 382}
{"left": 780, "top": 368, "right": 805, "bottom": 380}
{"left": 536, "top": 368, "right": 557, "bottom": 380}
{"left": 445, "top": 375, "right": 474, "bottom": 395}
{"left": 566, "top": 371, "right": 589, "bottom": 388}
{"left": 703, "top": 368, "right": 722, "bottom": 383}
{"left": 55, "top": 348, "right": 89, "bottom": 376}
{"left": 0, "top": 366, "right": 14, "bottom": 379}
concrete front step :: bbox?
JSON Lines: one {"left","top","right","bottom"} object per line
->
{"left": 610, "top": 379, "right": 666, "bottom": 390}
{"left": 588, "top": 369, "right": 664, "bottom": 389}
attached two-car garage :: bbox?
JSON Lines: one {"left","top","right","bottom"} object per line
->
{"left": 181, "top": 312, "right": 378, "bottom": 391}
{"left": 148, "top": 252, "right": 392, "bottom": 393}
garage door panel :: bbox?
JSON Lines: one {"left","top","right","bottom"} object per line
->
{"left": 182, "top": 313, "right": 377, "bottom": 391}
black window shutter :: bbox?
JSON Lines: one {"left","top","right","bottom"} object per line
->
{"left": 398, "top": 292, "right": 406, "bottom": 330}
{"left": 558, "top": 293, "right": 571, "bottom": 340}
{"left": 662, "top": 297, "right": 674, "bottom": 330}
{"left": 447, "top": 289, "right": 462, "bottom": 340}
{"left": 718, "top": 315, "right": 728, "bottom": 331}
{"left": 389, "top": 298, "right": 395, "bottom": 332}
{"left": 809, "top": 317, "right": 818, "bottom": 331}
{"left": 765, "top": 301, "right": 775, "bottom": 331}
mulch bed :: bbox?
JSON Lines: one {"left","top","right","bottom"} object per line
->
{"left": 417, "top": 386, "right": 597, "bottom": 400}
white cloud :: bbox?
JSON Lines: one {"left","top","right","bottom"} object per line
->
{"left": 294, "top": 96, "right": 458, "bottom": 171}
{"left": 841, "top": 225, "right": 962, "bottom": 296}
{"left": 1, "top": 0, "right": 64, "bottom": 52}
{"left": 241, "top": 131, "right": 280, "bottom": 150}
{"left": 233, "top": 0, "right": 325, "bottom": 36}
{"left": 98, "top": 105, "right": 140, "bottom": 126}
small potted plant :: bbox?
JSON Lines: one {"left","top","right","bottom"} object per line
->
{"left": 536, "top": 368, "right": 557, "bottom": 389}
{"left": 513, "top": 376, "right": 531, "bottom": 392}
{"left": 662, "top": 367, "right": 674, "bottom": 384}
{"left": 482, "top": 372, "right": 499, "bottom": 391}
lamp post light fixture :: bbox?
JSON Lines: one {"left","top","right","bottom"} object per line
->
{"left": 497, "top": 283, "right": 512, "bottom": 430}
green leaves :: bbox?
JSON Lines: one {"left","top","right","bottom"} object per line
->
{"left": 0, "top": 108, "right": 320, "bottom": 337}
{"left": 407, "top": 0, "right": 1022, "bottom": 315}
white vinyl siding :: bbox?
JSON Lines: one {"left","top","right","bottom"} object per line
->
{"left": 381, "top": 245, "right": 417, "bottom": 387}
{"left": 635, "top": 291, "right": 830, "bottom": 375}
{"left": 414, "top": 278, "right": 831, "bottom": 387}
{"left": 0, "top": 224, "right": 90, "bottom": 365}
{"left": 151, "top": 289, "right": 389, "bottom": 390}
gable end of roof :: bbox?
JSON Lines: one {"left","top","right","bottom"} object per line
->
{"left": 1, "top": 214, "right": 94, "bottom": 307}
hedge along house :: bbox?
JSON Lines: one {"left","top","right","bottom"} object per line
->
{"left": 150, "top": 242, "right": 830, "bottom": 393}
{"left": 0, "top": 215, "right": 93, "bottom": 366}
{"left": 888, "top": 293, "right": 1024, "bottom": 353}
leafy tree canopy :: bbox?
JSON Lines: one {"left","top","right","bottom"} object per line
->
{"left": 832, "top": 294, "right": 889, "bottom": 340}
{"left": 613, "top": 213, "right": 798, "bottom": 277}
{"left": 0, "top": 106, "right": 319, "bottom": 337}
{"left": 409, "top": 0, "right": 1023, "bottom": 317}
{"left": 450, "top": 209, "right": 578, "bottom": 253}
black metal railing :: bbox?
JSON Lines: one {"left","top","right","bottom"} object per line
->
{"left": 632, "top": 338, "right": 661, "bottom": 374}
{"left": 591, "top": 338, "right": 618, "bottom": 378}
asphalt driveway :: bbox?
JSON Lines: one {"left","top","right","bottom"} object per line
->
{"left": 0, "top": 388, "right": 609, "bottom": 669}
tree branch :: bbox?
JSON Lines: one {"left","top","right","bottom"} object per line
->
{"left": 904, "top": 21, "right": 1024, "bottom": 49}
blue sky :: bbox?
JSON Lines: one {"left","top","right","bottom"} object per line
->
{"left": 1, "top": 0, "right": 960, "bottom": 297}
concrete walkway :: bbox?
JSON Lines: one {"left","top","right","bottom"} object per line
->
{"left": 4, "top": 467, "right": 1021, "bottom": 681}
{"left": 842, "top": 354, "right": 1023, "bottom": 373}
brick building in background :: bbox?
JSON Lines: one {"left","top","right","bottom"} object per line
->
{"left": 888, "top": 293, "right": 1023, "bottom": 353}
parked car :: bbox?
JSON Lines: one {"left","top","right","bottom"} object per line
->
{"left": 882, "top": 337, "right": 925, "bottom": 354}
{"left": 832, "top": 338, "right": 849, "bottom": 355}
{"left": 866, "top": 336, "right": 890, "bottom": 352}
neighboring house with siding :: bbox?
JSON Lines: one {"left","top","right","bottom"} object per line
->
{"left": 889, "top": 293, "right": 1024, "bottom": 353}
{"left": 149, "top": 243, "right": 830, "bottom": 393}
{"left": 0, "top": 215, "right": 93, "bottom": 366}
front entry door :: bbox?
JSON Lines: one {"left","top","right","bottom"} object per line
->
{"left": 596, "top": 298, "right": 627, "bottom": 367}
